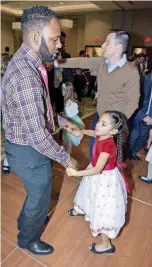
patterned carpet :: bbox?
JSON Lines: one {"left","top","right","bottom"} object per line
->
{"left": 1, "top": 98, "right": 96, "bottom": 158}
{"left": 78, "top": 97, "right": 96, "bottom": 118}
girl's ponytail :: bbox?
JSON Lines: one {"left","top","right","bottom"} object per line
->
{"left": 105, "top": 110, "right": 128, "bottom": 171}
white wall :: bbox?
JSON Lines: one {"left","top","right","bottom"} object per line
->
{"left": 84, "top": 11, "right": 113, "bottom": 46}
{"left": 1, "top": 9, "right": 152, "bottom": 57}
{"left": 112, "top": 9, "right": 152, "bottom": 47}
{"left": 59, "top": 15, "right": 85, "bottom": 57}
{"left": 132, "top": 9, "right": 152, "bottom": 46}
{"left": 62, "top": 12, "right": 113, "bottom": 57}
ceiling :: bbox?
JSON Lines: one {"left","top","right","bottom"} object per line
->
{"left": 92, "top": 1, "right": 152, "bottom": 10}
{"left": 2, "top": 1, "right": 92, "bottom": 8}
{"left": 1, "top": 1, "right": 100, "bottom": 15}
{"left": 1, "top": 1, "right": 152, "bottom": 16}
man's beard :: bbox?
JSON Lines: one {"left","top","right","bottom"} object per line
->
{"left": 39, "top": 37, "right": 58, "bottom": 62}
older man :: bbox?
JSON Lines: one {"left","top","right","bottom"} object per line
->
{"left": 59, "top": 30, "right": 140, "bottom": 159}
{"left": 1, "top": 6, "right": 80, "bottom": 255}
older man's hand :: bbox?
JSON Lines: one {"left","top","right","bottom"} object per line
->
{"left": 58, "top": 58, "right": 66, "bottom": 64}
{"left": 45, "top": 62, "right": 54, "bottom": 71}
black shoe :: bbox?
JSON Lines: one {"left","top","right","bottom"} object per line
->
{"left": 19, "top": 239, "right": 54, "bottom": 255}
{"left": 132, "top": 155, "right": 142, "bottom": 162}
{"left": 138, "top": 176, "right": 152, "bottom": 184}
{"left": 2, "top": 165, "right": 10, "bottom": 174}
{"left": 18, "top": 216, "right": 50, "bottom": 231}
{"left": 90, "top": 243, "right": 115, "bottom": 255}
{"left": 68, "top": 208, "right": 85, "bottom": 216}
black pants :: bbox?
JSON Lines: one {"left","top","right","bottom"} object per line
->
{"left": 5, "top": 140, "right": 52, "bottom": 247}
{"left": 74, "top": 75, "right": 86, "bottom": 102}
{"left": 88, "top": 75, "right": 96, "bottom": 97}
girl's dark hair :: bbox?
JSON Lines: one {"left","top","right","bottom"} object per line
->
{"left": 105, "top": 110, "right": 128, "bottom": 170}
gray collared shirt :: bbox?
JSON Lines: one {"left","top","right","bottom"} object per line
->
{"left": 105, "top": 54, "right": 127, "bottom": 73}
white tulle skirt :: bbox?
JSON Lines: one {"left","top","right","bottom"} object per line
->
{"left": 74, "top": 164, "right": 127, "bottom": 239}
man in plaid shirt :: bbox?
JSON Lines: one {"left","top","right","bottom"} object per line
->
{"left": 1, "top": 6, "right": 81, "bottom": 255}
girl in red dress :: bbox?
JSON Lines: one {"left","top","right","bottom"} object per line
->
{"left": 66, "top": 110, "right": 128, "bottom": 255}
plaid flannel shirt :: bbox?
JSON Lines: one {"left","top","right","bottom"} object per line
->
{"left": 1, "top": 43, "right": 70, "bottom": 167}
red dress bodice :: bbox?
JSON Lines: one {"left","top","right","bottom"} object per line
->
{"left": 92, "top": 137, "right": 117, "bottom": 170}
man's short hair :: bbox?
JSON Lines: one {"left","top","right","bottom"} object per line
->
{"left": 136, "top": 53, "right": 146, "bottom": 58}
{"left": 21, "top": 6, "right": 57, "bottom": 33}
{"left": 109, "top": 29, "right": 130, "bottom": 53}
{"left": 5, "top": 47, "right": 9, "bottom": 52}
{"left": 61, "top": 31, "right": 66, "bottom": 38}
{"left": 79, "top": 50, "right": 86, "bottom": 57}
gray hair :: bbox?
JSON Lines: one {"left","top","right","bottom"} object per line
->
{"left": 110, "top": 30, "right": 130, "bottom": 53}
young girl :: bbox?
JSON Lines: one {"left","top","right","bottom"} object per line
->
{"left": 62, "top": 82, "right": 85, "bottom": 153}
{"left": 66, "top": 110, "right": 129, "bottom": 255}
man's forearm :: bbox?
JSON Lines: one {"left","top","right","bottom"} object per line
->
{"left": 58, "top": 57, "right": 102, "bottom": 71}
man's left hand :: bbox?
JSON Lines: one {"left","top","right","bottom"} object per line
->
{"left": 45, "top": 62, "right": 54, "bottom": 71}
{"left": 143, "top": 116, "right": 152, "bottom": 125}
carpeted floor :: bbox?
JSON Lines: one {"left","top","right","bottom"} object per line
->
{"left": 78, "top": 97, "right": 96, "bottom": 118}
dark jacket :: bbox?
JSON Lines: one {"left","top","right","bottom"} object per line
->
{"left": 61, "top": 51, "right": 73, "bottom": 83}
{"left": 135, "top": 73, "right": 152, "bottom": 121}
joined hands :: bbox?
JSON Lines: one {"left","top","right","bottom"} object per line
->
{"left": 66, "top": 167, "right": 78, "bottom": 177}
{"left": 67, "top": 157, "right": 78, "bottom": 170}
{"left": 66, "top": 122, "right": 84, "bottom": 140}
{"left": 72, "top": 129, "right": 83, "bottom": 139}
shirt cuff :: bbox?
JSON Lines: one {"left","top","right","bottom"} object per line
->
{"left": 57, "top": 115, "right": 68, "bottom": 128}
{"left": 62, "top": 151, "right": 70, "bottom": 167}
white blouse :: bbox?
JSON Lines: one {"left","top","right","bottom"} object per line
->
{"left": 64, "top": 100, "right": 79, "bottom": 118}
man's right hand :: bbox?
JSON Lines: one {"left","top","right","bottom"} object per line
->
{"left": 45, "top": 62, "right": 54, "bottom": 71}
{"left": 67, "top": 157, "right": 78, "bottom": 169}
{"left": 58, "top": 58, "right": 66, "bottom": 64}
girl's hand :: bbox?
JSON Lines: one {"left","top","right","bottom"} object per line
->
{"left": 67, "top": 122, "right": 79, "bottom": 131}
{"left": 66, "top": 167, "right": 78, "bottom": 177}
{"left": 72, "top": 129, "right": 83, "bottom": 139}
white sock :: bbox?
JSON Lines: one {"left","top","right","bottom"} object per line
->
{"left": 3, "top": 157, "right": 9, "bottom": 167}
